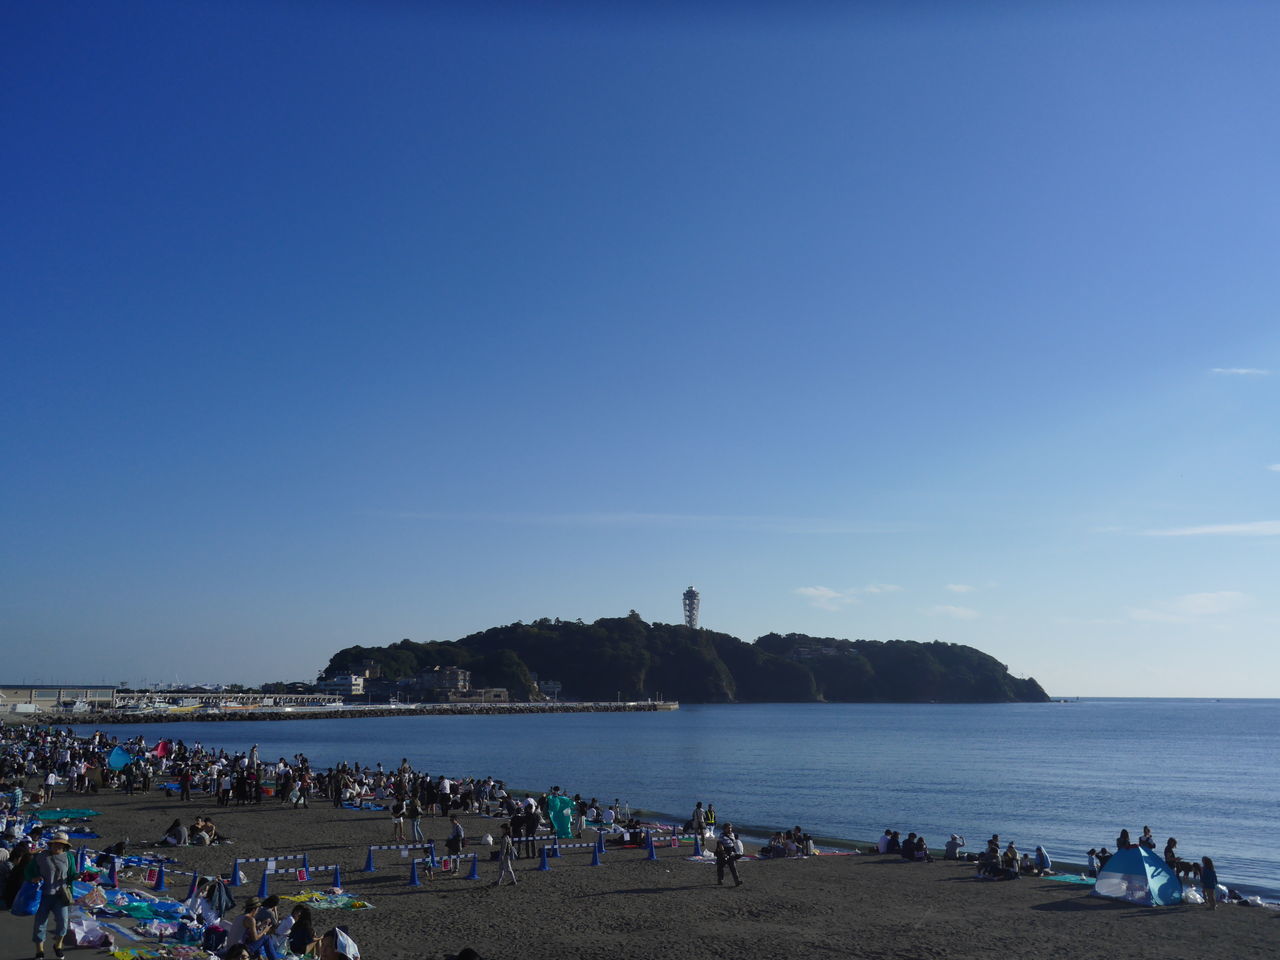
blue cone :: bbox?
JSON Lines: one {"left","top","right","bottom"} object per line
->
{"left": 466, "top": 855, "right": 480, "bottom": 880}
{"left": 590, "top": 845, "right": 601, "bottom": 867}
{"left": 155, "top": 863, "right": 167, "bottom": 891}
{"left": 408, "top": 860, "right": 421, "bottom": 886}
{"left": 332, "top": 864, "right": 342, "bottom": 888}
{"left": 258, "top": 867, "right": 270, "bottom": 899}
{"left": 229, "top": 858, "right": 241, "bottom": 887}
{"left": 537, "top": 846, "right": 551, "bottom": 871}
{"left": 363, "top": 847, "right": 376, "bottom": 872}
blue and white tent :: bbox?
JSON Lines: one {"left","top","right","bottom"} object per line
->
{"left": 1092, "top": 846, "right": 1182, "bottom": 906}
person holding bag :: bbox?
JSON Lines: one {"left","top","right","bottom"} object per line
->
{"left": 27, "top": 831, "right": 76, "bottom": 959}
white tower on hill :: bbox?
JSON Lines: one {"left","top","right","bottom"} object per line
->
{"left": 683, "top": 586, "right": 700, "bottom": 629}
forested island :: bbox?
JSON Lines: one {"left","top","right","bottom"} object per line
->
{"left": 323, "top": 613, "right": 1049, "bottom": 704}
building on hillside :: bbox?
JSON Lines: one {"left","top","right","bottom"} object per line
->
{"left": 417, "top": 665, "right": 471, "bottom": 692}
{"left": 315, "top": 675, "right": 364, "bottom": 696}
{"left": 683, "top": 586, "right": 700, "bottom": 629}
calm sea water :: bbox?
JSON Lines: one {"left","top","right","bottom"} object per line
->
{"left": 74, "top": 698, "right": 1280, "bottom": 895}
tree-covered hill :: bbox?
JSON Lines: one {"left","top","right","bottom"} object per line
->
{"left": 322, "top": 613, "right": 1049, "bottom": 704}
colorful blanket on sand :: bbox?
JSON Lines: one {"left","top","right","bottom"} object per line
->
{"left": 36, "top": 808, "right": 101, "bottom": 820}
{"left": 280, "top": 889, "right": 374, "bottom": 910}
{"left": 1043, "top": 874, "right": 1097, "bottom": 886}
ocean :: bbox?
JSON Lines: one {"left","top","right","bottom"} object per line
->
{"left": 73, "top": 698, "right": 1280, "bottom": 896}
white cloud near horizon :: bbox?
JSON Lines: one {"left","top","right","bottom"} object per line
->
{"left": 1128, "top": 591, "right": 1249, "bottom": 624}
{"left": 1210, "top": 367, "right": 1271, "bottom": 376}
{"left": 945, "top": 584, "right": 975, "bottom": 593}
{"left": 1268, "top": 465, "right": 1280, "bottom": 472}
{"left": 928, "top": 604, "right": 980, "bottom": 620}
{"left": 1142, "top": 520, "right": 1280, "bottom": 537}
{"left": 795, "top": 584, "right": 904, "bottom": 611}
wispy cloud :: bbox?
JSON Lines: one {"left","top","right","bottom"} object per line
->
{"left": 1210, "top": 367, "right": 1270, "bottom": 376}
{"left": 1142, "top": 521, "right": 1280, "bottom": 537}
{"left": 795, "top": 584, "right": 904, "bottom": 611}
{"left": 1127, "top": 590, "right": 1249, "bottom": 624}
{"left": 928, "top": 605, "right": 980, "bottom": 620}
{"left": 945, "top": 584, "right": 974, "bottom": 593}
{"left": 1268, "top": 465, "right": 1280, "bottom": 473}
{"left": 392, "top": 511, "right": 881, "bottom": 535}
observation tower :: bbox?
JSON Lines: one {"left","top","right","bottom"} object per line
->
{"left": 683, "top": 586, "right": 700, "bottom": 629}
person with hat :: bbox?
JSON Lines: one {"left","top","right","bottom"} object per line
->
{"left": 27, "top": 830, "right": 76, "bottom": 959}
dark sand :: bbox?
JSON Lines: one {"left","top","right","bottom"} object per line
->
{"left": 4, "top": 788, "right": 1276, "bottom": 960}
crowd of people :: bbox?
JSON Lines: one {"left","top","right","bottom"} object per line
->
{"left": 0, "top": 718, "right": 1235, "bottom": 960}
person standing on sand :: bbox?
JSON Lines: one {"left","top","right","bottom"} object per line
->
{"left": 1201, "top": 857, "right": 1218, "bottom": 910}
{"left": 390, "top": 796, "right": 406, "bottom": 842}
{"left": 493, "top": 822, "right": 517, "bottom": 887}
{"left": 714, "top": 823, "right": 743, "bottom": 887}
{"left": 445, "top": 815, "right": 465, "bottom": 871}
{"left": 692, "top": 801, "right": 706, "bottom": 838}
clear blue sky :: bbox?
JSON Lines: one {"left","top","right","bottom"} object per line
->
{"left": 4, "top": 1, "right": 1278, "bottom": 695}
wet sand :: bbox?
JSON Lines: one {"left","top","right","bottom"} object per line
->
{"left": 4, "top": 787, "right": 1276, "bottom": 960}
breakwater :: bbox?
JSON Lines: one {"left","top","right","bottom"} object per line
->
{"left": 23, "top": 699, "right": 678, "bottom": 725}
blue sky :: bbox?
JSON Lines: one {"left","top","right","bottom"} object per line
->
{"left": 4, "top": 1, "right": 1278, "bottom": 695}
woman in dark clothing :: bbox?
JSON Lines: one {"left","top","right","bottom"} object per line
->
{"left": 287, "top": 904, "right": 319, "bottom": 956}
{"left": 1201, "top": 857, "right": 1218, "bottom": 910}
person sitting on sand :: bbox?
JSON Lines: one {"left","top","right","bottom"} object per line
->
{"left": 1019, "top": 853, "right": 1034, "bottom": 874}
{"left": 877, "top": 829, "right": 893, "bottom": 854}
{"left": 1002, "top": 841, "right": 1019, "bottom": 871}
{"left": 1138, "top": 826, "right": 1156, "bottom": 850}
{"left": 223, "top": 896, "right": 268, "bottom": 953}
{"left": 900, "top": 832, "right": 918, "bottom": 860}
{"left": 1115, "top": 829, "right": 1132, "bottom": 850}
{"left": 159, "top": 818, "right": 188, "bottom": 846}
{"left": 886, "top": 831, "right": 901, "bottom": 855}
{"left": 1034, "top": 845, "right": 1053, "bottom": 875}
{"left": 944, "top": 834, "right": 965, "bottom": 860}
{"left": 914, "top": 836, "right": 933, "bottom": 862}
{"left": 319, "top": 926, "right": 360, "bottom": 960}
{"left": 286, "top": 905, "right": 319, "bottom": 957}
{"left": 1163, "top": 837, "right": 1178, "bottom": 867}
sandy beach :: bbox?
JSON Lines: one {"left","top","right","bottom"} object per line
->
{"left": 4, "top": 786, "right": 1276, "bottom": 960}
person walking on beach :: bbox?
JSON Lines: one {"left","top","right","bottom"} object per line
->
{"left": 715, "top": 823, "right": 743, "bottom": 887}
{"left": 493, "top": 822, "right": 517, "bottom": 887}
{"left": 29, "top": 830, "right": 75, "bottom": 959}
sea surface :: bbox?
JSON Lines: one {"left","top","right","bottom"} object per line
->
{"left": 74, "top": 698, "right": 1280, "bottom": 896}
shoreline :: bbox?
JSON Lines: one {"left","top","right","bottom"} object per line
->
{"left": 6, "top": 786, "right": 1276, "bottom": 960}
{"left": 9, "top": 701, "right": 679, "bottom": 725}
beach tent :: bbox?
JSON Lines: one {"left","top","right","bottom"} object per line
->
{"left": 107, "top": 746, "right": 134, "bottom": 771}
{"left": 1092, "top": 846, "right": 1182, "bottom": 906}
